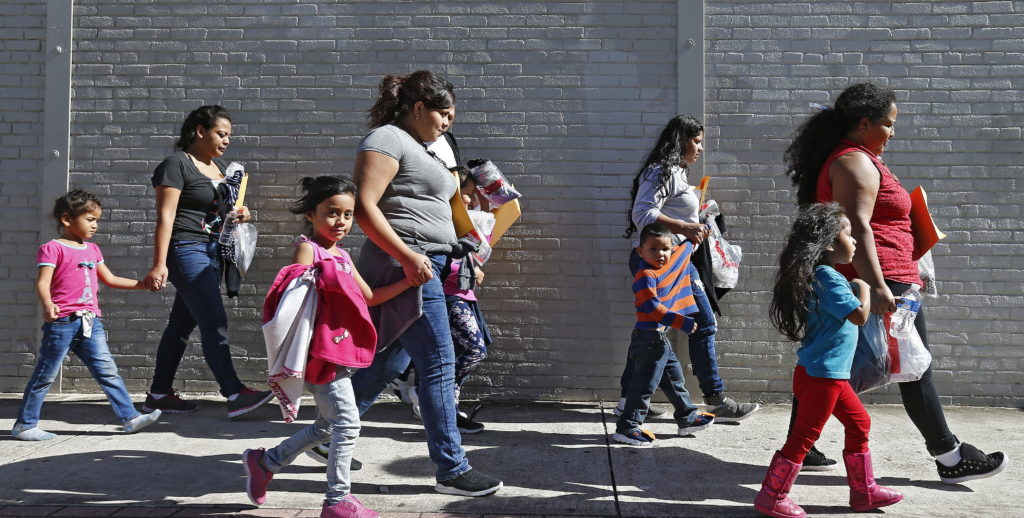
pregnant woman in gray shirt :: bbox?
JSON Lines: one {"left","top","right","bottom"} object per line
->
{"left": 350, "top": 70, "right": 502, "bottom": 497}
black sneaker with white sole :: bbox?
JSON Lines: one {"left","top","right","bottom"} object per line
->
{"left": 801, "top": 446, "right": 838, "bottom": 471}
{"left": 435, "top": 468, "right": 503, "bottom": 497}
{"left": 937, "top": 443, "right": 1008, "bottom": 484}
{"left": 457, "top": 413, "right": 485, "bottom": 434}
{"left": 304, "top": 444, "right": 363, "bottom": 471}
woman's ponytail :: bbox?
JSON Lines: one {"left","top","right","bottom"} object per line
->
{"left": 366, "top": 70, "right": 455, "bottom": 129}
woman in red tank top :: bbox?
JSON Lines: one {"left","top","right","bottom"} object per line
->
{"left": 776, "top": 82, "right": 1007, "bottom": 489}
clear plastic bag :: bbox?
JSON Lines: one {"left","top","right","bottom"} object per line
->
{"left": 706, "top": 218, "right": 741, "bottom": 289}
{"left": 467, "top": 159, "right": 522, "bottom": 206}
{"left": 465, "top": 209, "right": 496, "bottom": 264}
{"left": 233, "top": 222, "right": 258, "bottom": 277}
{"left": 918, "top": 250, "right": 937, "bottom": 297}
{"left": 888, "top": 325, "right": 932, "bottom": 384}
{"left": 849, "top": 313, "right": 892, "bottom": 393}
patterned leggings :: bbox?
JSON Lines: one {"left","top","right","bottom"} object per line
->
{"left": 449, "top": 298, "right": 488, "bottom": 392}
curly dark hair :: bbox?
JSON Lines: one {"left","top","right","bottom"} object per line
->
{"left": 52, "top": 189, "right": 103, "bottom": 232}
{"left": 783, "top": 82, "right": 896, "bottom": 205}
{"left": 623, "top": 115, "right": 704, "bottom": 240}
{"left": 769, "top": 202, "right": 848, "bottom": 342}
{"left": 367, "top": 70, "right": 455, "bottom": 129}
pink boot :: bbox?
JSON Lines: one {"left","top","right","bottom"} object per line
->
{"left": 843, "top": 450, "right": 904, "bottom": 512}
{"left": 754, "top": 451, "right": 807, "bottom": 518}
{"left": 320, "top": 494, "right": 380, "bottom": 518}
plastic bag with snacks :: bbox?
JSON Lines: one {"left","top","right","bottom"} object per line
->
{"left": 467, "top": 159, "right": 522, "bottom": 206}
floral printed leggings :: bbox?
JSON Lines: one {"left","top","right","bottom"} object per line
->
{"left": 449, "top": 298, "right": 488, "bottom": 394}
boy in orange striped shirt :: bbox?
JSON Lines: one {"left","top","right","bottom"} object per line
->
{"left": 612, "top": 223, "right": 715, "bottom": 446}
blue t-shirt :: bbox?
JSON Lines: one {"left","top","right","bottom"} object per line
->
{"left": 796, "top": 265, "right": 863, "bottom": 379}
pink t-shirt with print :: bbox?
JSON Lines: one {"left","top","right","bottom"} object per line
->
{"left": 36, "top": 240, "right": 104, "bottom": 317}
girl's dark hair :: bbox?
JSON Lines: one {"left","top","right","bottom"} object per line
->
{"left": 769, "top": 202, "right": 847, "bottom": 341}
{"left": 624, "top": 115, "right": 704, "bottom": 240}
{"left": 639, "top": 222, "right": 673, "bottom": 245}
{"left": 451, "top": 166, "right": 472, "bottom": 188}
{"left": 53, "top": 189, "right": 102, "bottom": 230}
{"left": 367, "top": 70, "right": 455, "bottom": 129}
{"left": 290, "top": 176, "right": 358, "bottom": 216}
{"left": 175, "top": 105, "right": 231, "bottom": 151}
{"left": 784, "top": 82, "right": 896, "bottom": 205}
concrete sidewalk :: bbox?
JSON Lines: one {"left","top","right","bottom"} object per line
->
{"left": 0, "top": 394, "right": 1020, "bottom": 517}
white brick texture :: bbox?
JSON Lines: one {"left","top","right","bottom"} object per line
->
{"left": 0, "top": 1, "right": 1020, "bottom": 407}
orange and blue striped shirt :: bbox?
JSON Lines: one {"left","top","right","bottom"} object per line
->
{"left": 633, "top": 242, "right": 697, "bottom": 331}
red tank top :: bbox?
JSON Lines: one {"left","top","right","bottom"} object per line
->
{"left": 815, "top": 140, "right": 918, "bottom": 284}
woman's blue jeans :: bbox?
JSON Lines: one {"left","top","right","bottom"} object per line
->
{"left": 350, "top": 254, "right": 470, "bottom": 481}
{"left": 151, "top": 240, "right": 243, "bottom": 397}
{"left": 620, "top": 256, "right": 724, "bottom": 399}
{"left": 16, "top": 317, "right": 139, "bottom": 429}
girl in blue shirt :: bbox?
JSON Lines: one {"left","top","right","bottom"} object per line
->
{"left": 755, "top": 203, "right": 902, "bottom": 518}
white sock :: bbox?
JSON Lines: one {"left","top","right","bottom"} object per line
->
{"left": 935, "top": 443, "right": 962, "bottom": 467}
{"left": 618, "top": 397, "right": 627, "bottom": 409}
{"left": 149, "top": 392, "right": 167, "bottom": 400}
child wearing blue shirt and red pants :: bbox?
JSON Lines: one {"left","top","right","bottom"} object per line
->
{"left": 757, "top": 203, "right": 902, "bottom": 518}
{"left": 612, "top": 223, "right": 715, "bottom": 446}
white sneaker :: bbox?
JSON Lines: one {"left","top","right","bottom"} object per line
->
{"left": 123, "top": 410, "right": 161, "bottom": 433}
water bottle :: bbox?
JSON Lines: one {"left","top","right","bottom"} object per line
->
{"left": 889, "top": 283, "right": 922, "bottom": 339}
{"left": 217, "top": 210, "right": 238, "bottom": 246}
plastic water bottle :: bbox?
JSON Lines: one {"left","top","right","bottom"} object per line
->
{"left": 889, "top": 283, "right": 922, "bottom": 339}
{"left": 217, "top": 211, "right": 238, "bottom": 246}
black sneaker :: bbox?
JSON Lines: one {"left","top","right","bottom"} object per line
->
{"left": 304, "top": 444, "right": 362, "bottom": 471}
{"left": 227, "top": 387, "right": 275, "bottom": 419}
{"left": 143, "top": 389, "right": 197, "bottom": 414}
{"left": 802, "top": 446, "right": 838, "bottom": 471}
{"left": 457, "top": 413, "right": 485, "bottom": 434}
{"left": 937, "top": 443, "right": 1008, "bottom": 484}
{"left": 435, "top": 469, "right": 503, "bottom": 497}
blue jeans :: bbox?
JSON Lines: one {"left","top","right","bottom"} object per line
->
{"left": 151, "top": 240, "right": 243, "bottom": 397}
{"left": 620, "top": 257, "right": 724, "bottom": 399}
{"left": 350, "top": 254, "right": 470, "bottom": 481}
{"left": 264, "top": 367, "right": 359, "bottom": 505}
{"left": 16, "top": 317, "right": 140, "bottom": 429}
{"left": 616, "top": 329, "right": 700, "bottom": 433}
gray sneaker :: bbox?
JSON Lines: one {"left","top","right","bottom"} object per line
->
{"left": 705, "top": 393, "right": 759, "bottom": 423}
{"left": 613, "top": 402, "right": 669, "bottom": 418}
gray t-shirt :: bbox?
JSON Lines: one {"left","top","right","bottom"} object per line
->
{"left": 357, "top": 125, "right": 457, "bottom": 246}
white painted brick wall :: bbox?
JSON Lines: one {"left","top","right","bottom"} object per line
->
{"left": 0, "top": 1, "right": 47, "bottom": 390}
{"left": 2, "top": 1, "right": 1021, "bottom": 408}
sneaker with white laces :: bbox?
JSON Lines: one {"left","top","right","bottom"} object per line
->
{"left": 435, "top": 469, "right": 503, "bottom": 497}
{"left": 705, "top": 392, "right": 759, "bottom": 423}
{"left": 936, "top": 443, "right": 1008, "bottom": 484}
{"left": 143, "top": 389, "right": 197, "bottom": 414}
{"left": 242, "top": 448, "right": 274, "bottom": 506}
{"left": 802, "top": 446, "right": 838, "bottom": 471}
{"left": 304, "top": 444, "right": 362, "bottom": 471}
{"left": 677, "top": 411, "right": 715, "bottom": 435}
{"left": 122, "top": 410, "right": 161, "bottom": 434}
{"left": 227, "top": 387, "right": 275, "bottom": 419}
{"left": 612, "top": 428, "right": 656, "bottom": 446}
{"left": 320, "top": 494, "right": 380, "bottom": 518}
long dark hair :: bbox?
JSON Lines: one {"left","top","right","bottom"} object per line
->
{"left": 367, "top": 70, "right": 455, "bottom": 129}
{"left": 769, "top": 202, "right": 847, "bottom": 341}
{"left": 783, "top": 82, "right": 895, "bottom": 205}
{"left": 290, "top": 176, "right": 358, "bottom": 234}
{"left": 175, "top": 105, "right": 231, "bottom": 151}
{"left": 623, "top": 115, "right": 704, "bottom": 240}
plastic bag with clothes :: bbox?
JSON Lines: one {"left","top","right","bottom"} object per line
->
{"left": 233, "top": 222, "right": 258, "bottom": 277}
{"left": 849, "top": 313, "right": 892, "bottom": 393}
{"left": 699, "top": 200, "right": 742, "bottom": 289}
{"left": 888, "top": 325, "right": 932, "bottom": 384}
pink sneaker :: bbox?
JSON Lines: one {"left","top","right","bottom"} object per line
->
{"left": 242, "top": 448, "right": 273, "bottom": 506}
{"left": 320, "top": 494, "right": 380, "bottom": 518}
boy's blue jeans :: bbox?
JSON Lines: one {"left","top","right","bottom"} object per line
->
{"left": 620, "top": 258, "right": 724, "bottom": 399}
{"left": 16, "top": 316, "right": 139, "bottom": 429}
{"left": 616, "top": 328, "right": 700, "bottom": 434}
{"left": 151, "top": 240, "right": 244, "bottom": 397}
{"left": 264, "top": 367, "right": 359, "bottom": 505}
{"left": 350, "top": 254, "right": 471, "bottom": 481}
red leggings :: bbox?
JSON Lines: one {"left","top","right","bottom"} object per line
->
{"left": 781, "top": 366, "right": 870, "bottom": 464}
